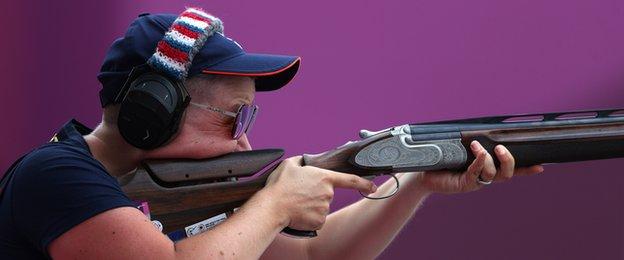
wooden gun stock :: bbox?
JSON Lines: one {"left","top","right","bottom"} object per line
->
{"left": 120, "top": 149, "right": 283, "bottom": 233}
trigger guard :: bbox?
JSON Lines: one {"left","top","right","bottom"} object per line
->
{"left": 359, "top": 174, "right": 400, "bottom": 200}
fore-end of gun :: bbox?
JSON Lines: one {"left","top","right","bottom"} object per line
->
{"left": 461, "top": 122, "right": 624, "bottom": 169}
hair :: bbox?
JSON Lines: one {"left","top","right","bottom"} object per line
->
{"left": 184, "top": 73, "right": 219, "bottom": 100}
{"left": 102, "top": 74, "right": 222, "bottom": 125}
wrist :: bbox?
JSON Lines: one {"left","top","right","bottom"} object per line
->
{"left": 254, "top": 187, "right": 291, "bottom": 229}
{"left": 400, "top": 172, "right": 434, "bottom": 196}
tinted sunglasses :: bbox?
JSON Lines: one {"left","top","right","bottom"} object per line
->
{"left": 189, "top": 101, "right": 258, "bottom": 140}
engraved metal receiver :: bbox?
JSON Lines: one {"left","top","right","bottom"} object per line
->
{"left": 355, "top": 125, "right": 467, "bottom": 172}
{"left": 352, "top": 125, "right": 468, "bottom": 199}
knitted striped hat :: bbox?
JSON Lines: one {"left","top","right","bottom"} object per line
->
{"left": 98, "top": 8, "right": 301, "bottom": 107}
{"left": 147, "top": 8, "right": 223, "bottom": 80}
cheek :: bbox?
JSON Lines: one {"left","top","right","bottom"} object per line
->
{"left": 189, "top": 135, "right": 238, "bottom": 158}
{"left": 145, "top": 121, "right": 239, "bottom": 159}
{"left": 177, "top": 123, "right": 239, "bottom": 158}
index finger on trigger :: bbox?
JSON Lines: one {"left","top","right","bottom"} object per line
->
{"left": 325, "top": 171, "right": 377, "bottom": 194}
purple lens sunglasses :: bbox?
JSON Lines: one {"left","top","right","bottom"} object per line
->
{"left": 189, "top": 101, "right": 258, "bottom": 139}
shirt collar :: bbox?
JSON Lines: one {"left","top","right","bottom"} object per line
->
{"left": 50, "top": 119, "right": 93, "bottom": 152}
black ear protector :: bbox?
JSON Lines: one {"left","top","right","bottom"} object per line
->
{"left": 114, "top": 64, "right": 190, "bottom": 149}
{"left": 110, "top": 8, "right": 225, "bottom": 149}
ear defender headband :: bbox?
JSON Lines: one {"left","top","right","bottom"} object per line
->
{"left": 115, "top": 8, "right": 223, "bottom": 149}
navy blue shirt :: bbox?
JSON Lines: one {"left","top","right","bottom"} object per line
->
{"left": 0, "top": 120, "right": 135, "bottom": 259}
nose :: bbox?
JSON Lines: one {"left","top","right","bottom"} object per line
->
{"left": 236, "top": 133, "right": 252, "bottom": 151}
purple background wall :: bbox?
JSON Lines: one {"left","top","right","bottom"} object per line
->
{"left": 1, "top": 0, "right": 623, "bottom": 259}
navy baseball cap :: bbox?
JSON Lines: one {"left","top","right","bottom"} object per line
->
{"left": 98, "top": 12, "right": 300, "bottom": 107}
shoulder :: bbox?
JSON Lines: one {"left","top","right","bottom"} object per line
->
{"left": 8, "top": 142, "right": 135, "bottom": 252}
{"left": 12, "top": 142, "right": 112, "bottom": 189}
{"left": 18, "top": 141, "right": 104, "bottom": 174}
{"left": 9, "top": 141, "right": 130, "bottom": 206}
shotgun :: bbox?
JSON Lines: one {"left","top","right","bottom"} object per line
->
{"left": 119, "top": 108, "right": 624, "bottom": 239}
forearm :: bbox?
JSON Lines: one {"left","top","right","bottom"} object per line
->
{"left": 174, "top": 189, "right": 285, "bottom": 259}
{"left": 307, "top": 173, "right": 431, "bottom": 259}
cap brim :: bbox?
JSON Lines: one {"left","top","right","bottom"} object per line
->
{"left": 201, "top": 53, "right": 300, "bottom": 91}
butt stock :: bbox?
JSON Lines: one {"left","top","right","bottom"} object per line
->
{"left": 120, "top": 149, "right": 283, "bottom": 233}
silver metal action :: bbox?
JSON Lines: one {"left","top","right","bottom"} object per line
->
{"left": 354, "top": 125, "right": 468, "bottom": 172}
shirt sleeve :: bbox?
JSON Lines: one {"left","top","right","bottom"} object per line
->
{"left": 9, "top": 144, "right": 135, "bottom": 255}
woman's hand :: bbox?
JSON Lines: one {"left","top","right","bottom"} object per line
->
{"left": 419, "top": 141, "right": 544, "bottom": 194}
{"left": 263, "top": 156, "right": 377, "bottom": 231}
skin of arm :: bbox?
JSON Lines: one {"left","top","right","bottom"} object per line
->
{"left": 262, "top": 172, "right": 429, "bottom": 260}
{"left": 49, "top": 189, "right": 284, "bottom": 259}
{"left": 262, "top": 142, "right": 544, "bottom": 260}
{"left": 49, "top": 157, "right": 376, "bottom": 259}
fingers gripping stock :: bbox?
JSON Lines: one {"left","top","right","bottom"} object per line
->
{"left": 281, "top": 163, "right": 395, "bottom": 238}
{"left": 271, "top": 161, "right": 317, "bottom": 238}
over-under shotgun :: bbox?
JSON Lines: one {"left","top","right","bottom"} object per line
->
{"left": 120, "top": 108, "right": 624, "bottom": 237}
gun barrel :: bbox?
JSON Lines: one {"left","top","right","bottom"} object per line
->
{"left": 410, "top": 109, "right": 624, "bottom": 135}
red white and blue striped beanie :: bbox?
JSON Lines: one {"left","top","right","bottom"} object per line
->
{"left": 147, "top": 7, "right": 223, "bottom": 80}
